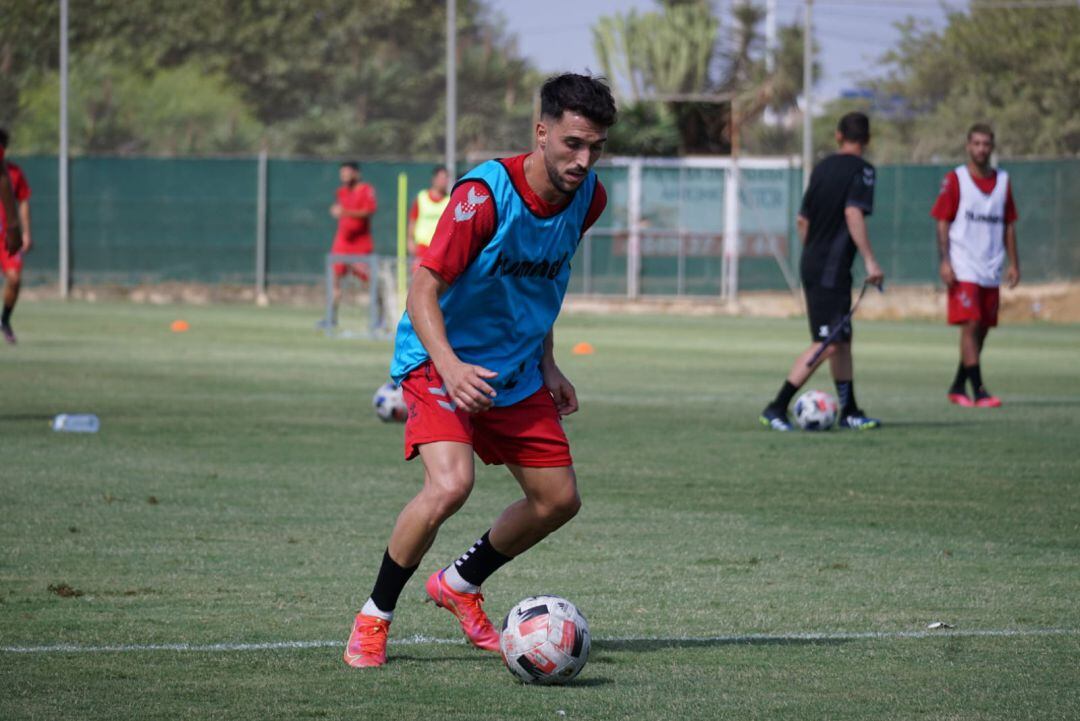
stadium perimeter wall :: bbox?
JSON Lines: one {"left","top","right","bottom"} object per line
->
{"left": 10, "top": 155, "right": 1080, "bottom": 294}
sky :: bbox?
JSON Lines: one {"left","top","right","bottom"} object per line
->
{"left": 498, "top": 0, "right": 950, "bottom": 102}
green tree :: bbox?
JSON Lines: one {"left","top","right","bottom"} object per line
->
{"left": 867, "top": 2, "right": 1080, "bottom": 161}
{"left": 592, "top": 0, "right": 813, "bottom": 156}
{"left": 0, "top": 0, "right": 539, "bottom": 158}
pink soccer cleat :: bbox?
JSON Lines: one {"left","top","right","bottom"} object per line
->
{"left": 947, "top": 392, "right": 974, "bottom": 407}
{"left": 343, "top": 613, "right": 390, "bottom": 668}
{"left": 974, "top": 394, "right": 1002, "bottom": 408}
{"left": 424, "top": 569, "right": 501, "bottom": 652}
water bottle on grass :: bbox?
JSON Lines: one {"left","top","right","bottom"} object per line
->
{"left": 51, "top": 414, "right": 100, "bottom": 433}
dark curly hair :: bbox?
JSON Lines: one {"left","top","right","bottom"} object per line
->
{"left": 540, "top": 74, "right": 617, "bottom": 128}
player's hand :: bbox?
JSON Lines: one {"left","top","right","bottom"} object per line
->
{"left": 543, "top": 364, "right": 579, "bottom": 416}
{"left": 939, "top": 259, "right": 956, "bottom": 287}
{"left": 1006, "top": 265, "right": 1020, "bottom": 289}
{"left": 439, "top": 359, "right": 498, "bottom": 413}
{"left": 21, "top": 233, "right": 31, "bottom": 254}
{"left": 864, "top": 258, "right": 885, "bottom": 288}
{"left": 330, "top": 203, "right": 342, "bottom": 219}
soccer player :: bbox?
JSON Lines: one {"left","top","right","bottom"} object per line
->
{"left": 759, "top": 112, "right": 884, "bottom": 431}
{"left": 326, "top": 161, "right": 377, "bottom": 326}
{"left": 343, "top": 73, "right": 615, "bottom": 668}
{"left": 932, "top": 123, "right": 1019, "bottom": 407}
{"left": 406, "top": 165, "right": 451, "bottom": 269}
{"left": 0, "top": 128, "right": 31, "bottom": 345}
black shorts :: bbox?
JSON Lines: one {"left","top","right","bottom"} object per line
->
{"left": 805, "top": 284, "right": 852, "bottom": 342}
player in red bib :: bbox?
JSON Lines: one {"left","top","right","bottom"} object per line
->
{"left": 0, "top": 128, "right": 32, "bottom": 345}
{"left": 931, "top": 123, "right": 1019, "bottom": 408}
{"left": 327, "top": 161, "right": 377, "bottom": 326}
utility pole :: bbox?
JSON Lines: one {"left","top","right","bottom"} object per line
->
{"left": 59, "top": 0, "right": 70, "bottom": 298}
{"left": 802, "top": 0, "right": 814, "bottom": 190}
{"left": 445, "top": 0, "right": 457, "bottom": 176}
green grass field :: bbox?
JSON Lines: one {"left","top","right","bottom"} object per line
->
{"left": 2, "top": 301, "right": 1078, "bottom": 720}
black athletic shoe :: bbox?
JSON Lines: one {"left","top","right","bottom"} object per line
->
{"left": 839, "top": 411, "right": 881, "bottom": 430}
{"left": 759, "top": 405, "right": 793, "bottom": 431}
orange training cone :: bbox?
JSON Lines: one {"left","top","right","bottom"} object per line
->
{"left": 572, "top": 342, "right": 594, "bottom": 355}
{"left": 170, "top": 320, "right": 190, "bottom": 333}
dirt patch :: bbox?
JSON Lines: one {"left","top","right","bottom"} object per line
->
{"left": 22, "top": 281, "right": 1080, "bottom": 323}
{"left": 48, "top": 583, "right": 84, "bottom": 598}
{"left": 566, "top": 282, "right": 1080, "bottom": 324}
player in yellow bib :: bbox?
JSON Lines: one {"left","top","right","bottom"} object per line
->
{"left": 407, "top": 165, "right": 451, "bottom": 270}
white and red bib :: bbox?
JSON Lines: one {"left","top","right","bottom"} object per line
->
{"left": 948, "top": 165, "right": 1009, "bottom": 287}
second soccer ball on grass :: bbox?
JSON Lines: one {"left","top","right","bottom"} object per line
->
{"left": 793, "top": 390, "right": 839, "bottom": 431}
{"left": 372, "top": 382, "right": 407, "bottom": 423}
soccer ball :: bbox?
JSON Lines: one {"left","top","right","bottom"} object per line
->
{"left": 372, "top": 382, "right": 407, "bottom": 423}
{"left": 793, "top": 389, "right": 839, "bottom": 431}
{"left": 499, "top": 595, "right": 590, "bottom": 685}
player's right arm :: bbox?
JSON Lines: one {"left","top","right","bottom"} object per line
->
{"left": 796, "top": 215, "right": 809, "bottom": 245}
{"left": 931, "top": 171, "right": 960, "bottom": 287}
{"left": 407, "top": 180, "right": 500, "bottom": 413}
{"left": 406, "top": 268, "right": 497, "bottom": 413}
{"left": 0, "top": 161, "right": 22, "bottom": 255}
{"left": 936, "top": 219, "right": 955, "bottom": 286}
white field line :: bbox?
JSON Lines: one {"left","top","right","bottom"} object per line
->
{"left": 2, "top": 627, "right": 1078, "bottom": 655}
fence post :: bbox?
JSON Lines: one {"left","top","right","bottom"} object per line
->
{"left": 723, "top": 160, "right": 740, "bottom": 303}
{"left": 627, "top": 159, "right": 642, "bottom": 299}
{"left": 254, "top": 148, "right": 268, "bottom": 305}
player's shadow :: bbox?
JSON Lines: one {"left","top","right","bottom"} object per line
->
{"left": 0, "top": 413, "right": 54, "bottom": 422}
{"left": 880, "top": 420, "right": 978, "bottom": 428}
{"left": 594, "top": 636, "right": 851, "bottom": 654}
{"left": 1003, "top": 399, "right": 1080, "bottom": 407}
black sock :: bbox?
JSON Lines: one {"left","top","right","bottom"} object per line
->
{"left": 369, "top": 549, "right": 419, "bottom": 614}
{"left": 966, "top": 364, "right": 986, "bottom": 396}
{"left": 770, "top": 380, "right": 799, "bottom": 412}
{"left": 1, "top": 304, "right": 11, "bottom": 326}
{"left": 835, "top": 379, "right": 858, "bottom": 416}
{"left": 454, "top": 530, "right": 512, "bottom": 588}
{"left": 949, "top": 363, "right": 968, "bottom": 394}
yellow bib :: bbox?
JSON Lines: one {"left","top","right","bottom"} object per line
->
{"left": 414, "top": 190, "right": 450, "bottom": 247}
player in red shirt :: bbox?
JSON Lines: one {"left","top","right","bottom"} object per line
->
{"left": 327, "top": 162, "right": 377, "bottom": 326}
{"left": 931, "top": 123, "right": 1019, "bottom": 407}
{"left": 0, "top": 128, "right": 32, "bottom": 345}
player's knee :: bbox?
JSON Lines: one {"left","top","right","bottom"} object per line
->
{"left": 426, "top": 475, "right": 474, "bottom": 521}
{"left": 538, "top": 486, "right": 581, "bottom": 528}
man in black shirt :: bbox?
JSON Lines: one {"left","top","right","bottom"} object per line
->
{"left": 760, "top": 112, "right": 885, "bottom": 431}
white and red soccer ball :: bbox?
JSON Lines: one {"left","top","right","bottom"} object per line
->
{"left": 372, "top": 382, "right": 407, "bottom": 423}
{"left": 793, "top": 389, "right": 839, "bottom": 431}
{"left": 499, "top": 595, "right": 590, "bottom": 685}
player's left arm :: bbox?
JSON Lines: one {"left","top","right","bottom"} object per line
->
{"left": 845, "top": 165, "right": 882, "bottom": 286}
{"left": 1003, "top": 181, "right": 1019, "bottom": 288}
{"left": 1004, "top": 223, "right": 1019, "bottom": 288}
{"left": 541, "top": 330, "right": 578, "bottom": 416}
{"left": 17, "top": 199, "right": 31, "bottom": 253}
{"left": 845, "top": 207, "right": 883, "bottom": 287}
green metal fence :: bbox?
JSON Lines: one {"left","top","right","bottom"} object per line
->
{"left": 9, "top": 155, "right": 1080, "bottom": 293}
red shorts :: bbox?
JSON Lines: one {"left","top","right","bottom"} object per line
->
{"left": 948, "top": 281, "right": 999, "bottom": 327}
{"left": 331, "top": 234, "right": 373, "bottom": 279}
{"left": 0, "top": 246, "right": 23, "bottom": 274}
{"left": 401, "top": 362, "right": 573, "bottom": 468}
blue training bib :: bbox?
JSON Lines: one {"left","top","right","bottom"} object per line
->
{"left": 391, "top": 159, "right": 597, "bottom": 407}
